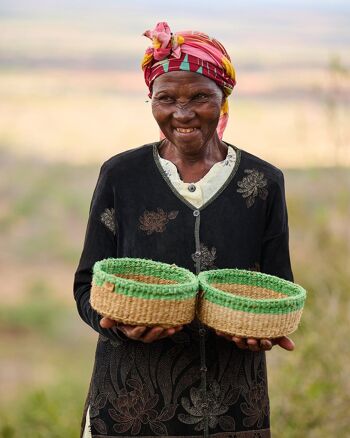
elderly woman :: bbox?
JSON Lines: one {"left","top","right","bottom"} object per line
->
{"left": 74, "top": 22, "right": 294, "bottom": 438}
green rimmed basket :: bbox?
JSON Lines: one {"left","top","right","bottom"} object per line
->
{"left": 91, "top": 257, "right": 199, "bottom": 327}
{"left": 197, "top": 269, "right": 307, "bottom": 338}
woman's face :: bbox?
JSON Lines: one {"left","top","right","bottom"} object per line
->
{"left": 151, "top": 71, "right": 225, "bottom": 155}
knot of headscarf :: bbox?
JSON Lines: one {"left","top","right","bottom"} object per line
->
{"left": 142, "top": 22, "right": 236, "bottom": 139}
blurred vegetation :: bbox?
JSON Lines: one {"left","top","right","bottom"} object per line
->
{"left": 0, "top": 151, "right": 349, "bottom": 437}
{"left": 270, "top": 168, "right": 350, "bottom": 437}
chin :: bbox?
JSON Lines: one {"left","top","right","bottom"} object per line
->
{"left": 166, "top": 132, "right": 211, "bottom": 153}
{"left": 174, "top": 140, "right": 204, "bottom": 154}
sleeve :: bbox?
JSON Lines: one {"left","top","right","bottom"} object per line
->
{"left": 260, "top": 171, "right": 294, "bottom": 282}
{"left": 73, "top": 162, "right": 124, "bottom": 341}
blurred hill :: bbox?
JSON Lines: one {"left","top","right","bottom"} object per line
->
{"left": 1, "top": 0, "right": 349, "bottom": 69}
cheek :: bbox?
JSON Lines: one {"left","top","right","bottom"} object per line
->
{"left": 201, "top": 103, "right": 222, "bottom": 128}
{"left": 152, "top": 104, "right": 169, "bottom": 127}
{"left": 151, "top": 103, "right": 160, "bottom": 120}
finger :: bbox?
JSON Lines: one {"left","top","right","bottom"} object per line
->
{"left": 100, "top": 317, "right": 118, "bottom": 329}
{"left": 148, "top": 325, "right": 183, "bottom": 339}
{"left": 124, "top": 326, "right": 147, "bottom": 339}
{"left": 259, "top": 339, "right": 273, "bottom": 351}
{"left": 169, "top": 325, "right": 183, "bottom": 335}
{"left": 232, "top": 336, "right": 249, "bottom": 349}
{"left": 215, "top": 330, "right": 223, "bottom": 336}
{"left": 216, "top": 330, "right": 232, "bottom": 342}
{"left": 246, "top": 338, "right": 260, "bottom": 352}
{"left": 157, "top": 327, "right": 178, "bottom": 340}
{"left": 215, "top": 330, "right": 228, "bottom": 338}
{"left": 274, "top": 336, "right": 295, "bottom": 351}
{"left": 166, "top": 328, "right": 176, "bottom": 337}
{"left": 167, "top": 325, "right": 184, "bottom": 336}
{"left": 141, "top": 327, "right": 165, "bottom": 343}
{"left": 119, "top": 324, "right": 140, "bottom": 331}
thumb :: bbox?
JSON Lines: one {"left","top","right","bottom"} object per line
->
{"left": 100, "top": 317, "right": 117, "bottom": 329}
{"left": 275, "top": 336, "right": 295, "bottom": 351}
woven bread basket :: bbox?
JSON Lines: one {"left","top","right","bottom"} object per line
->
{"left": 197, "top": 269, "right": 306, "bottom": 338}
{"left": 91, "top": 258, "right": 198, "bottom": 327}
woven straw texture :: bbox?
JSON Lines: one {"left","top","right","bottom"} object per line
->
{"left": 198, "top": 269, "right": 307, "bottom": 338}
{"left": 91, "top": 258, "right": 198, "bottom": 327}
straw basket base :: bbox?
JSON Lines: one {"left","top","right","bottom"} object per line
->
{"left": 198, "top": 299, "right": 303, "bottom": 339}
{"left": 91, "top": 284, "right": 196, "bottom": 327}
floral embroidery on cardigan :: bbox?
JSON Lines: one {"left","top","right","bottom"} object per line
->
{"left": 88, "top": 334, "right": 198, "bottom": 436}
{"left": 108, "top": 377, "right": 176, "bottom": 435}
{"left": 139, "top": 208, "right": 178, "bottom": 235}
{"left": 100, "top": 208, "right": 117, "bottom": 235}
{"left": 237, "top": 169, "right": 268, "bottom": 208}
{"left": 192, "top": 243, "right": 217, "bottom": 270}
{"left": 241, "top": 371, "right": 270, "bottom": 429}
{"left": 178, "top": 380, "right": 239, "bottom": 432}
{"left": 87, "top": 333, "right": 269, "bottom": 436}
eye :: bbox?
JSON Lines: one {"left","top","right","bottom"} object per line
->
{"left": 193, "top": 93, "right": 209, "bottom": 102}
{"left": 157, "top": 95, "right": 175, "bottom": 103}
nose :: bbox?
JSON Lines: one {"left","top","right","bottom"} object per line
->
{"left": 173, "top": 103, "right": 195, "bottom": 122}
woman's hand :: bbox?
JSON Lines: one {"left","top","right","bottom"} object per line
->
{"left": 100, "top": 317, "right": 183, "bottom": 343}
{"left": 215, "top": 330, "right": 295, "bottom": 352}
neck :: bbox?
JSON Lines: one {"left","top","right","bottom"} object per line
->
{"left": 158, "top": 135, "right": 228, "bottom": 183}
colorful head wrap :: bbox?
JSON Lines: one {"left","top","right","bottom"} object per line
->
{"left": 142, "top": 22, "right": 236, "bottom": 139}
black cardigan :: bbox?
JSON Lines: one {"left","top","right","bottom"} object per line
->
{"left": 74, "top": 141, "right": 292, "bottom": 438}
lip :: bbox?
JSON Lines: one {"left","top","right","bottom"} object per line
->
{"left": 173, "top": 127, "right": 199, "bottom": 136}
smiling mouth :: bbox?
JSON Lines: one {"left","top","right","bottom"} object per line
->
{"left": 175, "top": 128, "right": 197, "bottom": 133}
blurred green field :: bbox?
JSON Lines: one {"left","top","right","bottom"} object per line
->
{"left": 0, "top": 151, "right": 349, "bottom": 437}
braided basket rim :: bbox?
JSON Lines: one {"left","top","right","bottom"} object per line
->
{"left": 92, "top": 257, "right": 198, "bottom": 300}
{"left": 198, "top": 268, "right": 306, "bottom": 314}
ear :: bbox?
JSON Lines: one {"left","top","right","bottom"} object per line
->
{"left": 221, "top": 94, "right": 228, "bottom": 114}
{"left": 221, "top": 91, "right": 226, "bottom": 106}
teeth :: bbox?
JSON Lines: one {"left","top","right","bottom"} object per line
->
{"left": 176, "top": 128, "right": 196, "bottom": 133}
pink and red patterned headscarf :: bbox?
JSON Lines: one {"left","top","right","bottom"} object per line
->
{"left": 142, "top": 22, "right": 236, "bottom": 139}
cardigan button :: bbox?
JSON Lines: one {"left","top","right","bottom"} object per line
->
{"left": 199, "top": 328, "right": 206, "bottom": 336}
{"left": 193, "top": 210, "right": 200, "bottom": 217}
{"left": 188, "top": 183, "right": 196, "bottom": 192}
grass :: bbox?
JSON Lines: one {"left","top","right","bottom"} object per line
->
{"left": 0, "top": 264, "right": 95, "bottom": 437}
{"left": 0, "top": 380, "right": 86, "bottom": 438}
{"left": 269, "top": 168, "right": 350, "bottom": 437}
